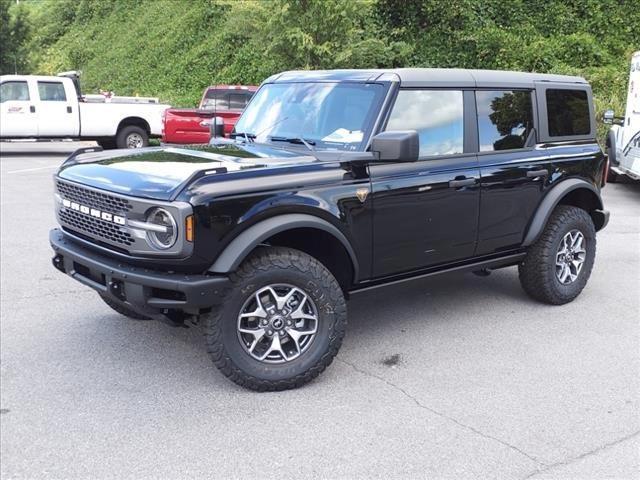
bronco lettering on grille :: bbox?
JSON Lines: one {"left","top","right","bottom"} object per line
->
{"left": 61, "top": 198, "right": 126, "bottom": 225}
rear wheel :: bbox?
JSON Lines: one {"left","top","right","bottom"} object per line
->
{"left": 203, "top": 247, "right": 347, "bottom": 391}
{"left": 518, "top": 206, "right": 596, "bottom": 305}
{"left": 116, "top": 125, "right": 148, "bottom": 149}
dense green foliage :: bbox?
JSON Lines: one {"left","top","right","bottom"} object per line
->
{"left": 0, "top": 0, "right": 31, "bottom": 74}
{"left": 4, "top": 0, "right": 639, "bottom": 138}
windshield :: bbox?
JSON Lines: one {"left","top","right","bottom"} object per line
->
{"left": 233, "top": 82, "right": 386, "bottom": 151}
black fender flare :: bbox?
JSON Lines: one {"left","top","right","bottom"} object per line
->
{"left": 522, "top": 179, "right": 604, "bottom": 247}
{"left": 208, "top": 213, "right": 360, "bottom": 279}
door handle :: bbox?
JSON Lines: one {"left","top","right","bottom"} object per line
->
{"left": 199, "top": 120, "right": 211, "bottom": 127}
{"left": 449, "top": 178, "right": 476, "bottom": 188}
{"left": 67, "top": 106, "right": 72, "bottom": 113}
{"left": 526, "top": 169, "right": 549, "bottom": 178}
{"left": 30, "top": 105, "right": 35, "bottom": 113}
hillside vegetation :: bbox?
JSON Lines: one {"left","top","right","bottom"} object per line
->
{"left": 3, "top": 0, "right": 639, "bottom": 138}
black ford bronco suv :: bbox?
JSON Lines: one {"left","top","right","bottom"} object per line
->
{"left": 50, "top": 69, "right": 610, "bottom": 391}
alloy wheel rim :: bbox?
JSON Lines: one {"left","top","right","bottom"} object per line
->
{"left": 555, "top": 230, "right": 586, "bottom": 285}
{"left": 126, "top": 133, "right": 144, "bottom": 148}
{"left": 237, "top": 284, "right": 318, "bottom": 364}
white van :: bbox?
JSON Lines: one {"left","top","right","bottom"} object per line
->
{"left": 0, "top": 72, "right": 170, "bottom": 149}
{"left": 604, "top": 51, "right": 640, "bottom": 181}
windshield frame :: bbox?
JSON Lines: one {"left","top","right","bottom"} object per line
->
{"left": 232, "top": 80, "right": 393, "bottom": 152}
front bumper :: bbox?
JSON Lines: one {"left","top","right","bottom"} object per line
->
{"left": 50, "top": 229, "right": 230, "bottom": 318}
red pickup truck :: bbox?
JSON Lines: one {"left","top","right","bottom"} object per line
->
{"left": 162, "top": 85, "right": 257, "bottom": 144}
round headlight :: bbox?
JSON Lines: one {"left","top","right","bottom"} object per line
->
{"left": 146, "top": 207, "right": 177, "bottom": 249}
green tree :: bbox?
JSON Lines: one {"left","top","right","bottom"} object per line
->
{"left": 0, "top": 0, "right": 31, "bottom": 74}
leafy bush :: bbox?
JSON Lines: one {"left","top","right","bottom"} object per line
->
{"left": 7, "top": 0, "right": 639, "bottom": 143}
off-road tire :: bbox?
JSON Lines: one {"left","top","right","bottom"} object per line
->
{"left": 99, "top": 293, "right": 151, "bottom": 320}
{"left": 116, "top": 125, "right": 149, "bottom": 149}
{"left": 518, "top": 205, "right": 596, "bottom": 305}
{"left": 203, "top": 247, "right": 347, "bottom": 391}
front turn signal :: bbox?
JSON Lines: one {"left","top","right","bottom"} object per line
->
{"left": 185, "top": 215, "right": 194, "bottom": 242}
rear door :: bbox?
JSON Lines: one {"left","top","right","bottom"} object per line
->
{"left": 0, "top": 79, "right": 38, "bottom": 137}
{"left": 475, "top": 89, "right": 549, "bottom": 255}
{"left": 36, "top": 79, "right": 79, "bottom": 137}
{"left": 370, "top": 89, "right": 480, "bottom": 277}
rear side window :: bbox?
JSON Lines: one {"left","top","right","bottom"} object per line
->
{"left": 0, "top": 81, "right": 30, "bottom": 102}
{"left": 38, "top": 81, "right": 67, "bottom": 102}
{"left": 386, "top": 89, "right": 464, "bottom": 157}
{"left": 546, "top": 89, "right": 590, "bottom": 136}
{"left": 476, "top": 90, "right": 533, "bottom": 151}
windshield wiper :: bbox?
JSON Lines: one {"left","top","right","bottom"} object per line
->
{"left": 229, "top": 132, "right": 256, "bottom": 142}
{"left": 269, "top": 136, "right": 317, "bottom": 148}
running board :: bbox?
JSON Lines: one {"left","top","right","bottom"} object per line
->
{"left": 350, "top": 252, "right": 525, "bottom": 294}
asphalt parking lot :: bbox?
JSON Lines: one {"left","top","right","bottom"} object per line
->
{"left": 1, "top": 142, "right": 638, "bottom": 479}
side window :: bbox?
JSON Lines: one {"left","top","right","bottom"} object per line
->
{"left": 546, "top": 89, "right": 590, "bottom": 136}
{"left": 37, "top": 81, "right": 67, "bottom": 102}
{"left": 0, "top": 81, "right": 30, "bottom": 102}
{"left": 386, "top": 90, "right": 464, "bottom": 157}
{"left": 476, "top": 90, "right": 533, "bottom": 151}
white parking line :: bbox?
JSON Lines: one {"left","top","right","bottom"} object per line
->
{"left": 5, "top": 165, "right": 60, "bottom": 174}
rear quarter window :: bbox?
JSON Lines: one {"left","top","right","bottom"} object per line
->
{"left": 546, "top": 89, "right": 590, "bottom": 136}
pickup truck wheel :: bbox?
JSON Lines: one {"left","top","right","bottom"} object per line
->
{"left": 518, "top": 206, "right": 596, "bottom": 305}
{"left": 116, "top": 125, "right": 148, "bottom": 149}
{"left": 203, "top": 247, "right": 347, "bottom": 391}
{"left": 99, "top": 293, "right": 151, "bottom": 320}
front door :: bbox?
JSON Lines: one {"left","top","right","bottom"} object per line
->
{"left": 0, "top": 79, "right": 38, "bottom": 137}
{"left": 370, "top": 89, "right": 480, "bottom": 277}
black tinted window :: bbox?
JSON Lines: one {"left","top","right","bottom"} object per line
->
{"left": 546, "top": 89, "right": 590, "bottom": 136}
{"left": 0, "top": 81, "right": 30, "bottom": 102}
{"left": 38, "top": 81, "right": 67, "bottom": 101}
{"left": 477, "top": 90, "right": 533, "bottom": 151}
{"left": 386, "top": 90, "right": 464, "bottom": 156}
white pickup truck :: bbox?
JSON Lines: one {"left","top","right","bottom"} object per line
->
{"left": 604, "top": 50, "right": 640, "bottom": 181}
{"left": 0, "top": 73, "right": 170, "bottom": 149}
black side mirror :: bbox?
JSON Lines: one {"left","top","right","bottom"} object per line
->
{"left": 203, "top": 116, "right": 225, "bottom": 139}
{"left": 371, "top": 130, "right": 419, "bottom": 162}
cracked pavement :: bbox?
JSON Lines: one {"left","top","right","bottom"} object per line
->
{"left": 1, "top": 143, "right": 639, "bottom": 479}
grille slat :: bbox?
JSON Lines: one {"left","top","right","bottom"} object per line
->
{"left": 56, "top": 181, "right": 132, "bottom": 213}
{"left": 56, "top": 181, "right": 134, "bottom": 248}
{"left": 59, "top": 209, "right": 134, "bottom": 246}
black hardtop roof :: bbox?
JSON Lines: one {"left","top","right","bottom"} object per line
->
{"left": 267, "top": 68, "right": 588, "bottom": 88}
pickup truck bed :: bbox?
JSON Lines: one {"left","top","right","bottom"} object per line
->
{"left": 162, "top": 85, "right": 256, "bottom": 144}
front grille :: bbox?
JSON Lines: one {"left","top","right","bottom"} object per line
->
{"left": 56, "top": 181, "right": 132, "bottom": 213}
{"left": 59, "top": 208, "right": 134, "bottom": 246}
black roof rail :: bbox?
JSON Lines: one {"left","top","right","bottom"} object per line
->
{"left": 61, "top": 146, "right": 104, "bottom": 167}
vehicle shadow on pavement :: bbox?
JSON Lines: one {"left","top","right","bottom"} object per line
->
{"left": 78, "top": 268, "right": 532, "bottom": 388}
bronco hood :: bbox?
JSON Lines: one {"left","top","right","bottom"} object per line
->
{"left": 57, "top": 144, "right": 314, "bottom": 200}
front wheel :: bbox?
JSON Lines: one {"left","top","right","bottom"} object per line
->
{"left": 519, "top": 205, "right": 596, "bottom": 305}
{"left": 116, "top": 125, "right": 149, "bottom": 149}
{"left": 203, "top": 247, "right": 347, "bottom": 391}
